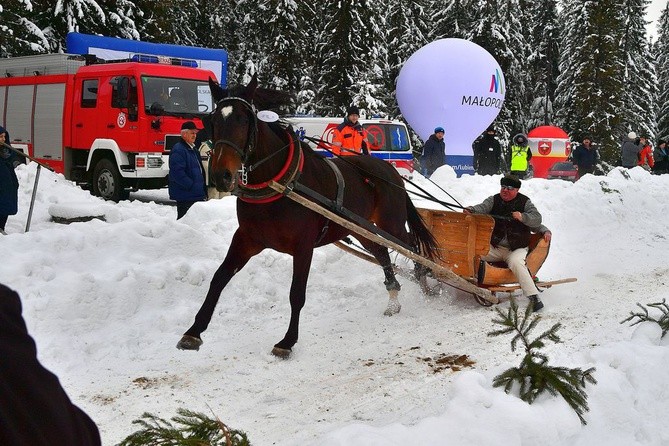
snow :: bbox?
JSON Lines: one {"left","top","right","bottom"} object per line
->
{"left": 2, "top": 162, "right": 669, "bottom": 446}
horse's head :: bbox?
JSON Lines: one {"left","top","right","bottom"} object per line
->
{"left": 208, "top": 75, "right": 259, "bottom": 192}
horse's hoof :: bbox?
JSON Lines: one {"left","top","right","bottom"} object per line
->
{"left": 176, "top": 335, "right": 203, "bottom": 351}
{"left": 271, "top": 346, "right": 292, "bottom": 359}
{"left": 383, "top": 306, "right": 401, "bottom": 316}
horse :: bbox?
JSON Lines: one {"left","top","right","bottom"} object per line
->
{"left": 176, "top": 75, "right": 438, "bottom": 358}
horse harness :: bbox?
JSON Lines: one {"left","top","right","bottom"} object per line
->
{"left": 211, "top": 96, "right": 414, "bottom": 252}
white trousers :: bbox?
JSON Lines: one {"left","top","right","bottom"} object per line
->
{"left": 482, "top": 245, "right": 539, "bottom": 297}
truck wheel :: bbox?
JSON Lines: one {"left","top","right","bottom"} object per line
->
{"left": 93, "top": 158, "right": 125, "bottom": 201}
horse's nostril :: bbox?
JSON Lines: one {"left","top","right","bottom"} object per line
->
{"left": 222, "top": 171, "right": 232, "bottom": 183}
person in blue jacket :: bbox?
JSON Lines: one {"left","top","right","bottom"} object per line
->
{"left": 420, "top": 126, "right": 446, "bottom": 177}
{"left": 169, "top": 121, "right": 207, "bottom": 219}
{"left": 0, "top": 126, "right": 21, "bottom": 235}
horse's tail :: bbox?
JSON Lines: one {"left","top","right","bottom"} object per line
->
{"left": 405, "top": 195, "right": 439, "bottom": 261}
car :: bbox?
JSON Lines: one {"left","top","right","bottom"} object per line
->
{"left": 546, "top": 161, "right": 578, "bottom": 181}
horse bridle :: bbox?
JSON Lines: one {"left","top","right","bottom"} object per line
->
{"left": 211, "top": 96, "right": 259, "bottom": 184}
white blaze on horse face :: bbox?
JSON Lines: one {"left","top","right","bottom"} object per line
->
{"left": 220, "top": 105, "right": 233, "bottom": 119}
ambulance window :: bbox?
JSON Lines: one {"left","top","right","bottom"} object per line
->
{"left": 81, "top": 80, "right": 98, "bottom": 108}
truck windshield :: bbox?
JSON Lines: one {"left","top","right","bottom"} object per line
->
{"left": 141, "top": 76, "right": 213, "bottom": 116}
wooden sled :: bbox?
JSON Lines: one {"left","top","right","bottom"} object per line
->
{"left": 416, "top": 208, "right": 576, "bottom": 302}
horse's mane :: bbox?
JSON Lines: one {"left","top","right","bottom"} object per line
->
{"left": 227, "top": 84, "right": 294, "bottom": 112}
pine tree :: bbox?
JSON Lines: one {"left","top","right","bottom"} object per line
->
{"left": 654, "top": 2, "right": 669, "bottom": 141}
{"left": 468, "top": 0, "right": 531, "bottom": 142}
{"left": 385, "top": 0, "right": 430, "bottom": 118}
{"left": 0, "top": 0, "right": 50, "bottom": 56}
{"left": 316, "top": 0, "right": 386, "bottom": 116}
{"left": 428, "top": 0, "right": 474, "bottom": 40}
{"left": 555, "top": 0, "right": 625, "bottom": 163}
{"left": 526, "top": 0, "right": 560, "bottom": 128}
{"left": 617, "top": 0, "right": 657, "bottom": 140}
{"left": 488, "top": 298, "right": 597, "bottom": 425}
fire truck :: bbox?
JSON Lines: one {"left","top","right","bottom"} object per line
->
{"left": 0, "top": 53, "right": 217, "bottom": 201}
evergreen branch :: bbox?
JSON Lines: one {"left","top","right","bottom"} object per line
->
{"left": 117, "top": 408, "right": 251, "bottom": 446}
{"left": 621, "top": 299, "right": 669, "bottom": 338}
{"left": 488, "top": 298, "right": 597, "bottom": 425}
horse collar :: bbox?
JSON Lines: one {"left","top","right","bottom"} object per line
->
{"left": 236, "top": 131, "right": 304, "bottom": 204}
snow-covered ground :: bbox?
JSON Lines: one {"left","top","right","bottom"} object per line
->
{"left": 2, "top": 163, "right": 669, "bottom": 445}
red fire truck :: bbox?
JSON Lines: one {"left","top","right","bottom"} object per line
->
{"left": 0, "top": 53, "right": 216, "bottom": 200}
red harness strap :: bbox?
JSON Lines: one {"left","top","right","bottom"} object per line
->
{"left": 238, "top": 131, "right": 304, "bottom": 204}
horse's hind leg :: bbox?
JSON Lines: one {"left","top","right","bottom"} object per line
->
{"left": 358, "top": 239, "right": 402, "bottom": 316}
{"left": 177, "top": 231, "right": 262, "bottom": 351}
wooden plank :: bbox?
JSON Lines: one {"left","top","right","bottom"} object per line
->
{"left": 269, "top": 181, "right": 498, "bottom": 304}
{"left": 485, "top": 277, "right": 577, "bottom": 293}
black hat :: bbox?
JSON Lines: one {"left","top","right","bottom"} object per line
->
{"left": 500, "top": 174, "right": 521, "bottom": 189}
{"left": 181, "top": 121, "right": 197, "bottom": 131}
{"left": 346, "top": 106, "right": 360, "bottom": 116}
{"left": 514, "top": 134, "right": 527, "bottom": 145}
{"left": 659, "top": 139, "right": 667, "bottom": 146}
{"left": 486, "top": 125, "right": 496, "bottom": 133}
{"left": 582, "top": 135, "right": 592, "bottom": 141}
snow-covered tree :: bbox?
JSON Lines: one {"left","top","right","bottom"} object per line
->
{"left": 385, "top": 0, "right": 430, "bottom": 118}
{"left": 654, "top": 2, "right": 669, "bottom": 141}
{"left": 0, "top": 0, "right": 49, "bottom": 56}
{"left": 617, "top": 0, "right": 656, "bottom": 141}
{"left": 555, "top": 0, "right": 625, "bottom": 163}
{"left": 527, "top": 0, "right": 560, "bottom": 128}
{"left": 315, "top": 0, "right": 387, "bottom": 116}
{"left": 428, "top": 0, "right": 474, "bottom": 40}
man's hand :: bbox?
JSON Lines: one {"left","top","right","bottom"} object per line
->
{"left": 543, "top": 231, "right": 552, "bottom": 242}
{"left": 511, "top": 211, "right": 523, "bottom": 221}
{"left": 463, "top": 208, "right": 472, "bottom": 214}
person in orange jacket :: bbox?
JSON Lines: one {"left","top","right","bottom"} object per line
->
{"left": 638, "top": 136, "right": 654, "bottom": 170}
{"left": 331, "top": 106, "right": 369, "bottom": 156}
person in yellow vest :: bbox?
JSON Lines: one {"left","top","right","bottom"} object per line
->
{"left": 508, "top": 133, "right": 533, "bottom": 179}
{"left": 331, "top": 106, "right": 369, "bottom": 156}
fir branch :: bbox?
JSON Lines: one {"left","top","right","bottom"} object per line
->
{"left": 117, "top": 408, "right": 251, "bottom": 446}
{"left": 621, "top": 299, "right": 669, "bottom": 338}
{"left": 488, "top": 298, "right": 597, "bottom": 425}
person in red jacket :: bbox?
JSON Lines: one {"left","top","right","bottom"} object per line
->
{"left": 331, "top": 106, "right": 369, "bottom": 156}
{"left": 638, "top": 136, "right": 654, "bottom": 170}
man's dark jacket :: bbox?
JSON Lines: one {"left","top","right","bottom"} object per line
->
{"left": 0, "top": 284, "right": 101, "bottom": 446}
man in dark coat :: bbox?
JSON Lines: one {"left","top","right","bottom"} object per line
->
{"left": 464, "top": 175, "right": 546, "bottom": 312}
{"left": 168, "top": 121, "right": 207, "bottom": 219}
{"left": 0, "top": 283, "right": 101, "bottom": 445}
{"left": 571, "top": 135, "right": 599, "bottom": 179}
{"left": 0, "top": 126, "right": 21, "bottom": 235}
{"left": 420, "top": 126, "right": 446, "bottom": 178}
{"left": 473, "top": 125, "right": 503, "bottom": 175}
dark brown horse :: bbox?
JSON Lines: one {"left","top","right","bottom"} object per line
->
{"left": 177, "top": 76, "right": 437, "bottom": 358}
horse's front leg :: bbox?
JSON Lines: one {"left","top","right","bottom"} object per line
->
{"left": 177, "top": 230, "right": 262, "bottom": 351}
{"left": 271, "top": 248, "right": 314, "bottom": 358}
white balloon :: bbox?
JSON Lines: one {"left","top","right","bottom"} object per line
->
{"left": 396, "top": 38, "right": 505, "bottom": 175}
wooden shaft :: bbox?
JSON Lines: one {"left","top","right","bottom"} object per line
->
{"left": 269, "top": 181, "right": 498, "bottom": 304}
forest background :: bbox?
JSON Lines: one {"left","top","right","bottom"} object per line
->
{"left": 2, "top": 0, "right": 669, "bottom": 168}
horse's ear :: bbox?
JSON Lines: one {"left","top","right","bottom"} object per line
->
{"left": 245, "top": 73, "right": 258, "bottom": 100}
{"left": 209, "top": 77, "right": 225, "bottom": 102}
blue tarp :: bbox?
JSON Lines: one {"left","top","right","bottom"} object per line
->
{"left": 66, "top": 32, "right": 227, "bottom": 86}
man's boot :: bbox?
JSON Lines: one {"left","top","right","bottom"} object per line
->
{"left": 529, "top": 295, "right": 544, "bottom": 312}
